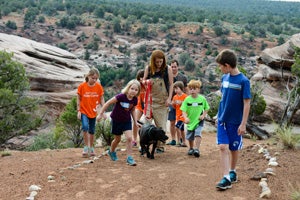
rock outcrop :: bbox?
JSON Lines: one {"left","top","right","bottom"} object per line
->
{"left": 0, "top": 33, "right": 90, "bottom": 105}
{"left": 257, "top": 33, "right": 300, "bottom": 70}
{"left": 253, "top": 33, "right": 300, "bottom": 124}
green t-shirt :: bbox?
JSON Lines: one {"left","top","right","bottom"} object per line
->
{"left": 180, "top": 95, "right": 210, "bottom": 131}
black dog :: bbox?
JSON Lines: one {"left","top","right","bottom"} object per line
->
{"left": 139, "top": 123, "right": 168, "bottom": 159}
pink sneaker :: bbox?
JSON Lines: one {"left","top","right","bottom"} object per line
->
{"left": 90, "top": 147, "right": 96, "bottom": 156}
{"left": 132, "top": 141, "right": 137, "bottom": 147}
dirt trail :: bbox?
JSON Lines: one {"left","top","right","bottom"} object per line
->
{"left": 0, "top": 129, "right": 299, "bottom": 200}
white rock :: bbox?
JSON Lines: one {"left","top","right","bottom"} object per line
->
{"left": 268, "top": 161, "right": 279, "bottom": 166}
{"left": 29, "top": 185, "right": 41, "bottom": 191}
{"left": 29, "top": 191, "right": 38, "bottom": 197}
{"left": 47, "top": 175, "right": 55, "bottom": 180}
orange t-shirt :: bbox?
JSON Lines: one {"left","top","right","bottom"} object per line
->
{"left": 77, "top": 82, "right": 104, "bottom": 118}
{"left": 172, "top": 93, "right": 188, "bottom": 122}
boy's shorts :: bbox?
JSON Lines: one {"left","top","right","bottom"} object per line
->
{"left": 217, "top": 121, "right": 243, "bottom": 151}
{"left": 111, "top": 120, "right": 132, "bottom": 135}
{"left": 168, "top": 106, "right": 176, "bottom": 121}
{"left": 175, "top": 120, "right": 184, "bottom": 131}
{"left": 186, "top": 124, "right": 203, "bottom": 141}
{"left": 81, "top": 114, "right": 96, "bottom": 134}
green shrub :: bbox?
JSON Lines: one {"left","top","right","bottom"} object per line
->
{"left": 56, "top": 97, "right": 83, "bottom": 147}
{"left": 275, "top": 125, "right": 300, "bottom": 149}
{"left": 95, "top": 118, "right": 113, "bottom": 148}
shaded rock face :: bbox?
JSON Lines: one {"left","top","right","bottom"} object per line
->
{"left": 257, "top": 33, "right": 300, "bottom": 70}
{"left": 0, "top": 33, "right": 90, "bottom": 105}
{"left": 253, "top": 33, "right": 300, "bottom": 124}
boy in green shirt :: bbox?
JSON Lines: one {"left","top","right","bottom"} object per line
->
{"left": 180, "top": 80, "right": 210, "bottom": 157}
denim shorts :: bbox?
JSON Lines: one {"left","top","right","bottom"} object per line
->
{"left": 217, "top": 121, "right": 243, "bottom": 151}
{"left": 186, "top": 124, "right": 203, "bottom": 141}
{"left": 175, "top": 120, "right": 185, "bottom": 131}
{"left": 81, "top": 114, "right": 96, "bottom": 135}
{"left": 168, "top": 106, "right": 176, "bottom": 121}
{"left": 111, "top": 120, "right": 132, "bottom": 135}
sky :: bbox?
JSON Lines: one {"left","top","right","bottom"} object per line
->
{"left": 270, "top": 0, "right": 300, "bottom": 1}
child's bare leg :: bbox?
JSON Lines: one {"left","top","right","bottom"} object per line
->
{"left": 219, "top": 144, "right": 230, "bottom": 177}
{"left": 181, "top": 130, "right": 186, "bottom": 145}
{"left": 125, "top": 130, "right": 133, "bottom": 156}
{"left": 111, "top": 135, "right": 121, "bottom": 152}
{"left": 194, "top": 136, "right": 202, "bottom": 149}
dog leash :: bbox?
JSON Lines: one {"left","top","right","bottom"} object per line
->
{"left": 143, "top": 80, "right": 152, "bottom": 120}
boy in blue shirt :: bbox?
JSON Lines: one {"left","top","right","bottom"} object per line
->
{"left": 215, "top": 49, "right": 251, "bottom": 190}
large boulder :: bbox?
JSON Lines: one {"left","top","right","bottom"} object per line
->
{"left": 0, "top": 33, "right": 90, "bottom": 105}
{"left": 256, "top": 33, "right": 300, "bottom": 70}
{"left": 252, "top": 33, "right": 300, "bottom": 124}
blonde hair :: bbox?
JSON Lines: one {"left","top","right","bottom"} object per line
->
{"left": 187, "top": 79, "right": 202, "bottom": 89}
{"left": 121, "top": 79, "right": 141, "bottom": 97}
{"left": 85, "top": 67, "right": 100, "bottom": 82}
{"left": 149, "top": 50, "right": 167, "bottom": 76}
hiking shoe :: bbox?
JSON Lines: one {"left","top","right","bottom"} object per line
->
{"left": 230, "top": 171, "right": 238, "bottom": 183}
{"left": 187, "top": 148, "right": 194, "bottom": 155}
{"left": 180, "top": 143, "right": 188, "bottom": 147}
{"left": 132, "top": 141, "right": 137, "bottom": 147}
{"left": 90, "top": 147, "right": 96, "bottom": 156}
{"left": 126, "top": 156, "right": 137, "bottom": 166}
{"left": 82, "top": 146, "right": 89, "bottom": 157}
{"left": 167, "top": 140, "right": 176, "bottom": 145}
{"left": 156, "top": 148, "right": 165, "bottom": 154}
{"left": 108, "top": 150, "right": 118, "bottom": 161}
{"left": 193, "top": 149, "right": 200, "bottom": 157}
{"left": 216, "top": 177, "right": 232, "bottom": 190}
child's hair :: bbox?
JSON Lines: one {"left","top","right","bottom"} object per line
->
{"left": 149, "top": 50, "right": 167, "bottom": 76}
{"left": 121, "top": 79, "right": 141, "bottom": 97}
{"left": 136, "top": 69, "right": 145, "bottom": 80}
{"left": 85, "top": 67, "right": 100, "bottom": 82}
{"left": 215, "top": 49, "right": 237, "bottom": 68}
{"left": 187, "top": 79, "right": 202, "bottom": 89}
{"left": 173, "top": 81, "right": 184, "bottom": 91}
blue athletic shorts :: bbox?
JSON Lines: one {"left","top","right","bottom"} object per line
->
{"left": 168, "top": 106, "right": 176, "bottom": 121}
{"left": 186, "top": 124, "right": 203, "bottom": 141}
{"left": 217, "top": 121, "right": 243, "bottom": 151}
{"left": 175, "top": 120, "right": 185, "bottom": 131}
{"left": 111, "top": 120, "right": 132, "bottom": 135}
{"left": 81, "top": 114, "right": 96, "bottom": 135}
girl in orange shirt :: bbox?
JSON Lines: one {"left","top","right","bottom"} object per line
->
{"left": 77, "top": 68, "right": 105, "bottom": 157}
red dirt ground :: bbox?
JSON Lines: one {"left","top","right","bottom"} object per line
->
{"left": 1, "top": 127, "right": 299, "bottom": 200}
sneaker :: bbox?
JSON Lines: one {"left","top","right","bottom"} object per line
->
{"left": 108, "top": 149, "right": 118, "bottom": 161}
{"left": 126, "top": 156, "right": 137, "bottom": 166}
{"left": 132, "top": 140, "right": 137, "bottom": 147}
{"left": 187, "top": 148, "right": 194, "bottom": 155}
{"left": 180, "top": 143, "right": 188, "bottom": 147}
{"left": 82, "top": 146, "right": 89, "bottom": 157}
{"left": 156, "top": 148, "right": 165, "bottom": 154}
{"left": 216, "top": 177, "right": 232, "bottom": 190}
{"left": 229, "top": 171, "right": 238, "bottom": 183}
{"left": 90, "top": 147, "right": 96, "bottom": 156}
{"left": 193, "top": 149, "right": 200, "bottom": 157}
{"left": 166, "top": 140, "right": 176, "bottom": 146}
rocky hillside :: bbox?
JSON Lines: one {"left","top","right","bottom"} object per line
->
{"left": 0, "top": 5, "right": 300, "bottom": 149}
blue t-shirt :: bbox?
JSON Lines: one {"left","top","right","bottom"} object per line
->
{"left": 110, "top": 93, "right": 137, "bottom": 122}
{"left": 218, "top": 73, "right": 251, "bottom": 125}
